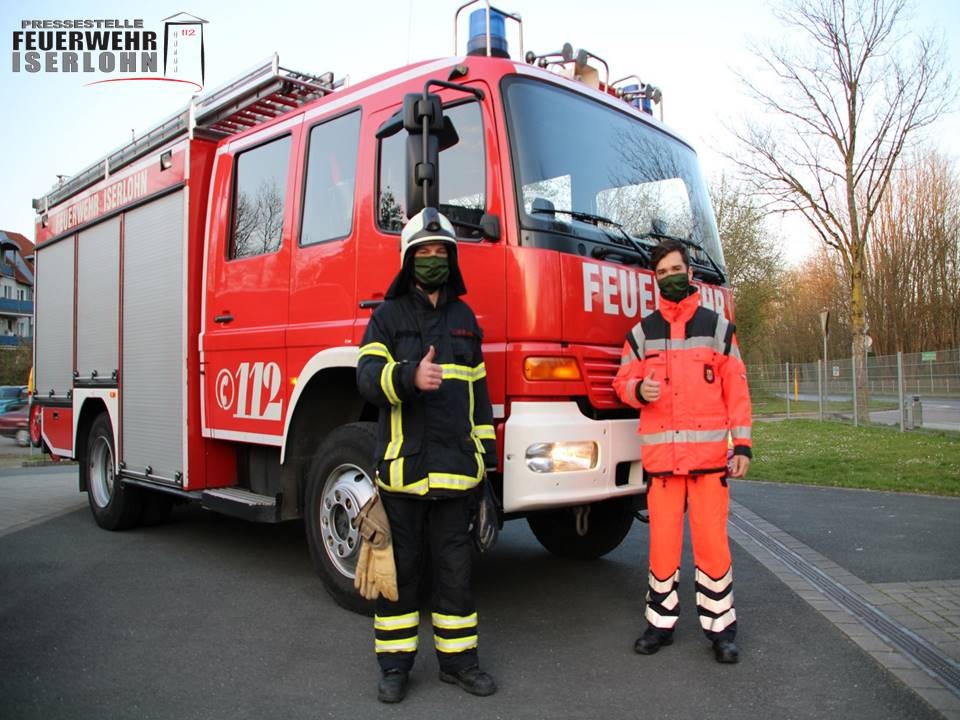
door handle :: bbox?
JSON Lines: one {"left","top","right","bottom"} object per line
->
{"left": 214, "top": 314, "right": 234, "bottom": 324}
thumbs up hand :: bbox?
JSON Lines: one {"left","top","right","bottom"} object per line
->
{"left": 414, "top": 345, "right": 443, "bottom": 391}
{"left": 639, "top": 369, "right": 661, "bottom": 402}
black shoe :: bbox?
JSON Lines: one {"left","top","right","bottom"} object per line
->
{"left": 377, "top": 669, "right": 409, "bottom": 703}
{"left": 634, "top": 627, "right": 674, "bottom": 655}
{"left": 713, "top": 638, "right": 739, "bottom": 664}
{"left": 439, "top": 665, "right": 497, "bottom": 696}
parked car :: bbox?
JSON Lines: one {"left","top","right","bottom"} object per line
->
{"left": 0, "top": 405, "right": 29, "bottom": 446}
{"left": 0, "top": 385, "right": 27, "bottom": 414}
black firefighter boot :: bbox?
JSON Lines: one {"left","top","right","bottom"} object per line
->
{"left": 439, "top": 665, "right": 497, "bottom": 696}
{"left": 377, "top": 669, "right": 409, "bottom": 703}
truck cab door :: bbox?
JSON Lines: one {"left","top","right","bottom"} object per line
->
{"left": 358, "top": 83, "right": 506, "bottom": 408}
{"left": 202, "top": 125, "right": 302, "bottom": 443}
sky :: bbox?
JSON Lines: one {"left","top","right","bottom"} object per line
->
{"left": 1, "top": 0, "right": 958, "bottom": 265}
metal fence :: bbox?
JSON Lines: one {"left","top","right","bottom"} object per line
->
{"left": 747, "top": 348, "right": 960, "bottom": 432}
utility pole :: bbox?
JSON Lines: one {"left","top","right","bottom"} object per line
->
{"left": 820, "top": 310, "right": 830, "bottom": 419}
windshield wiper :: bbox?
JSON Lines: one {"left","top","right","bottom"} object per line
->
{"left": 636, "top": 231, "right": 727, "bottom": 285}
{"left": 532, "top": 207, "right": 651, "bottom": 263}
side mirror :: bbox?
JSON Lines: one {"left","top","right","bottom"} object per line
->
{"left": 403, "top": 93, "right": 443, "bottom": 133}
{"left": 401, "top": 81, "right": 485, "bottom": 218}
{"left": 406, "top": 133, "right": 439, "bottom": 217}
{"left": 403, "top": 92, "right": 443, "bottom": 217}
{"left": 479, "top": 213, "right": 501, "bottom": 241}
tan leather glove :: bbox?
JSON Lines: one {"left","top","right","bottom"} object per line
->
{"left": 368, "top": 543, "right": 398, "bottom": 601}
{"left": 354, "top": 541, "right": 373, "bottom": 598}
{"left": 352, "top": 492, "right": 398, "bottom": 601}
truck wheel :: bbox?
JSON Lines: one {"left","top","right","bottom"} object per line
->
{"left": 305, "top": 422, "right": 378, "bottom": 615}
{"left": 527, "top": 497, "right": 636, "bottom": 560}
{"left": 86, "top": 413, "right": 142, "bottom": 531}
{"left": 29, "top": 404, "right": 41, "bottom": 447}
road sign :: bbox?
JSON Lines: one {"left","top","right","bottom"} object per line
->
{"left": 832, "top": 365, "right": 840, "bottom": 377}
{"left": 921, "top": 351, "right": 936, "bottom": 362}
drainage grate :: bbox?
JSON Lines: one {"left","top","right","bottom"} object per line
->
{"left": 730, "top": 509, "right": 960, "bottom": 698}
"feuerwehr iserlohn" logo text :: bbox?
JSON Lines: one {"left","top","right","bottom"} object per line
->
{"left": 12, "top": 18, "right": 158, "bottom": 74}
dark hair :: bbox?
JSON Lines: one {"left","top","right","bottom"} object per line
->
{"left": 650, "top": 239, "right": 689, "bottom": 271}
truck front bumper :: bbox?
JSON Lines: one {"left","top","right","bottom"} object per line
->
{"left": 502, "top": 401, "right": 644, "bottom": 513}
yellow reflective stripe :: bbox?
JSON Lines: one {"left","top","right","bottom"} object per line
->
{"left": 376, "top": 637, "right": 419, "bottom": 653}
{"left": 379, "top": 474, "right": 430, "bottom": 496}
{"left": 380, "top": 361, "right": 400, "bottom": 405}
{"left": 385, "top": 404, "right": 403, "bottom": 460}
{"left": 358, "top": 342, "right": 393, "bottom": 361}
{"left": 382, "top": 471, "right": 480, "bottom": 494}
{"left": 427, "top": 468, "right": 483, "bottom": 491}
{"left": 375, "top": 611, "right": 420, "bottom": 631}
{"left": 434, "top": 634, "right": 478, "bottom": 653}
{"left": 468, "top": 367, "right": 485, "bottom": 454}
{"left": 439, "top": 363, "right": 486, "bottom": 381}
{"left": 440, "top": 364, "right": 475, "bottom": 382}
{"left": 473, "top": 424, "right": 495, "bottom": 440}
{"left": 389, "top": 457, "right": 405, "bottom": 490}
{"left": 431, "top": 612, "right": 477, "bottom": 630}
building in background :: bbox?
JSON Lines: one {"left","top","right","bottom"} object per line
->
{"left": 0, "top": 230, "right": 34, "bottom": 346}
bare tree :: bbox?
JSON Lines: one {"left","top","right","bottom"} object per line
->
{"left": 730, "top": 0, "right": 954, "bottom": 420}
{"left": 865, "top": 148, "right": 960, "bottom": 353}
{"left": 771, "top": 247, "right": 851, "bottom": 363}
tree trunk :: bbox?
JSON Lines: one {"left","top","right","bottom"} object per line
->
{"left": 850, "top": 253, "right": 871, "bottom": 423}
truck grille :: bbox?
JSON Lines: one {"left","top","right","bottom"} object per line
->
{"left": 582, "top": 356, "right": 623, "bottom": 410}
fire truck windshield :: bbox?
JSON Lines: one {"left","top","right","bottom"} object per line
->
{"left": 502, "top": 76, "right": 725, "bottom": 281}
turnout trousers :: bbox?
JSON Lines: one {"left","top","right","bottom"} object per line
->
{"left": 373, "top": 493, "right": 479, "bottom": 674}
{"left": 645, "top": 472, "right": 737, "bottom": 641}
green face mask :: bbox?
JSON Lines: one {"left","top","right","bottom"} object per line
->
{"left": 657, "top": 272, "right": 690, "bottom": 302}
{"left": 414, "top": 256, "right": 450, "bottom": 291}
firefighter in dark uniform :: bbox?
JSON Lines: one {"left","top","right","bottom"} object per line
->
{"left": 613, "top": 239, "right": 752, "bottom": 664}
{"left": 356, "top": 208, "right": 497, "bottom": 703}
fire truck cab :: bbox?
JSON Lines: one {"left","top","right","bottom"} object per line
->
{"left": 31, "top": 3, "right": 731, "bottom": 612}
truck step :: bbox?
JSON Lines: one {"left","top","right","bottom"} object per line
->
{"left": 201, "top": 488, "right": 281, "bottom": 523}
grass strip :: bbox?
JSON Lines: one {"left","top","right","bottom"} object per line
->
{"left": 750, "top": 419, "right": 960, "bottom": 496}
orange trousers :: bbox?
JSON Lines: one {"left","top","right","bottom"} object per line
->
{"left": 645, "top": 473, "right": 736, "bottom": 640}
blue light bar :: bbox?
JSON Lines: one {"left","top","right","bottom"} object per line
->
{"left": 467, "top": 8, "right": 509, "bottom": 59}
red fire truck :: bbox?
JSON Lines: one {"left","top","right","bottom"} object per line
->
{"left": 31, "top": 3, "right": 732, "bottom": 611}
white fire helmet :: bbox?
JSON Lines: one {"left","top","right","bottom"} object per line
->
{"left": 400, "top": 208, "right": 457, "bottom": 266}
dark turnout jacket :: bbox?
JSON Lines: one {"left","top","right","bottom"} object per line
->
{"left": 357, "top": 287, "right": 495, "bottom": 498}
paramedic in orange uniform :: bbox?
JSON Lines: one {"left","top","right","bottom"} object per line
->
{"left": 613, "top": 239, "right": 752, "bottom": 664}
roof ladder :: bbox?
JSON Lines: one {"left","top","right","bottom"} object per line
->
{"left": 35, "top": 54, "right": 342, "bottom": 212}
{"left": 190, "top": 53, "right": 345, "bottom": 139}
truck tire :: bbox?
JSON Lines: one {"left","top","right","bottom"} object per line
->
{"left": 305, "top": 422, "right": 378, "bottom": 615}
{"left": 527, "top": 497, "right": 636, "bottom": 560}
{"left": 86, "top": 413, "right": 143, "bottom": 531}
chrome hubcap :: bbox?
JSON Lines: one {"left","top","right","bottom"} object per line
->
{"left": 89, "top": 435, "right": 115, "bottom": 508}
{"left": 319, "top": 464, "right": 375, "bottom": 578}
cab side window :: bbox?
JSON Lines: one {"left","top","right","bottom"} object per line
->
{"left": 300, "top": 110, "right": 362, "bottom": 246}
{"left": 230, "top": 135, "right": 292, "bottom": 259}
{"left": 377, "top": 101, "right": 485, "bottom": 236}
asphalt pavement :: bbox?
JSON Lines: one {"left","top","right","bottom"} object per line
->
{"left": 1, "top": 466, "right": 957, "bottom": 719}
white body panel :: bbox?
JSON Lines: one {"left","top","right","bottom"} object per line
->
{"left": 502, "top": 402, "right": 643, "bottom": 513}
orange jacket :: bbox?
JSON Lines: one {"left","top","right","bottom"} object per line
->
{"left": 613, "top": 289, "right": 752, "bottom": 476}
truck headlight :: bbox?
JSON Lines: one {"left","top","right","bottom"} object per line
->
{"left": 525, "top": 441, "right": 599, "bottom": 473}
